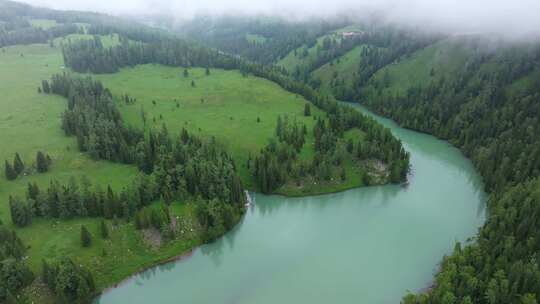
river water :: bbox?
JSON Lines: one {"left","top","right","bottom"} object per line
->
{"left": 96, "top": 104, "right": 486, "bottom": 304}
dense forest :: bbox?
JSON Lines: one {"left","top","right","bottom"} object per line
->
{"left": 0, "top": 21, "right": 81, "bottom": 47}
{"left": 360, "top": 39, "right": 540, "bottom": 303}
{"left": 45, "top": 73, "right": 245, "bottom": 219}
{"left": 177, "top": 15, "right": 350, "bottom": 64}
{"left": 0, "top": 222, "right": 33, "bottom": 302}
{"left": 253, "top": 109, "right": 409, "bottom": 193}
{"left": 61, "top": 36, "right": 239, "bottom": 73}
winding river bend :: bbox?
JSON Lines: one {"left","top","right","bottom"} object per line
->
{"left": 96, "top": 104, "right": 486, "bottom": 304}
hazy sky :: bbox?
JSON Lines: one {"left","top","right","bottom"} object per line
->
{"left": 20, "top": 0, "right": 540, "bottom": 35}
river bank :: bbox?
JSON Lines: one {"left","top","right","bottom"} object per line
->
{"left": 95, "top": 104, "right": 486, "bottom": 304}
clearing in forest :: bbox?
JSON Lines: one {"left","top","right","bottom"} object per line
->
{"left": 94, "top": 64, "right": 323, "bottom": 187}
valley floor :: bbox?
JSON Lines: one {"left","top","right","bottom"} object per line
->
{"left": 1, "top": 38, "right": 380, "bottom": 303}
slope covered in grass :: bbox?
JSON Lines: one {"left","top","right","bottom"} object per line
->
{"left": 277, "top": 32, "right": 345, "bottom": 73}
{"left": 94, "top": 64, "right": 371, "bottom": 193}
{"left": 312, "top": 45, "right": 367, "bottom": 94}
{"left": 28, "top": 18, "right": 58, "bottom": 29}
{"left": 0, "top": 40, "right": 212, "bottom": 302}
{"left": 245, "top": 33, "right": 267, "bottom": 44}
{"left": 368, "top": 37, "right": 473, "bottom": 95}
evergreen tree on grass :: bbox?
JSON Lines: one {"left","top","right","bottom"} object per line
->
{"left": 9, "top": 196, "right": 32, "bottom": 227}
{"left": 4, "top": 160, "right": 16, "bottom": 180}
{"left": 100, "top": 220, "right": 109, "bottom": 239}
{"left": 41, "top": 80, "right": 50, "bottom": 93}
{"left": 13, "top": 153, "right": 24, "bottom": 175}
{"left": 304, "top": 103, "right": 311, "bottom": 116}
{"left": 36, "top": 151, "right": 50, "bottom": 173}
{"left": 80, "top": 225, "right": 92, "bottom": 247}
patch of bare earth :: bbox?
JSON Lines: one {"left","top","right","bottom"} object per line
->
{"left": 142, "top": 228, "right": 162, "bottom": 249}
{"left": 366, "top": 159, "right": 389, "bottom": 183}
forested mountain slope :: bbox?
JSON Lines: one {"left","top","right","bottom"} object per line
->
{"left": 176, "top": 15, "right": 349, "bottom": 64}
{"left": 312, "top": 31, "right": 540, "bottom": 303}
{"left": 276, "top": 28, "right": 360, "bottom": 77}
{"left": 364, "top": 37, "right": 540, "bottom": 192}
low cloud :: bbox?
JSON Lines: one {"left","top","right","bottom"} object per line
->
{"left": 19, "top": 0, "right": 540, "bottom": 36}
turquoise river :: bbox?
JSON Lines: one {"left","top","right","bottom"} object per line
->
{"left": 96, "top": 104, "right": 487, "bottom": 304}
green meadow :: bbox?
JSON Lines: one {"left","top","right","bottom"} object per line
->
{"left": 93, "top": 64, "right": 324, "bottom": 188}
{"left": 29, "top": 19, "right": 59, "bottom": 29}
{"left": 367, "top": 36, "right": 540, "bottom": 102}
{"left": 54, "top": 32, "right": 122, "bottom": 48}
{"left": 0, "top": 41, "right": 200, "bottom": 302}
{"left": 312, "top": 44, "right": 368, "bottom": 93}
{"left": 277, "top": 32, "right": 344, "bottom": 72}
{"left": 369, "top": 38, "right": 472, "bottom": 95}
{"left": 245, "top": 33, "right": 267, "bottom": 44}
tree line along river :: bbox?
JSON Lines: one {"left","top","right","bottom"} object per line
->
{"left": 96, "top": 104, "right": 487, "bottom": 304}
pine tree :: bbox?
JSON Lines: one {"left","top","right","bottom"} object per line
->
{"left": 41, "top": 259, "right": 51, "bottom": 287}
{"left": 180, "top": 128, "right": 190, "bottom": 143}
{"left": 205, "top": 67, "right": 210, "bottom": 75}
{"left": 9, "top": 196, "right": 32, "bottom": 227}
{"left": 27, "top": 182, "right": 40, "bottom": 200}
{"left": 80, "top": 225, "right": 92, "bottom": 247}
{"left": 304, "top": 103, "right": 311, "bottom": 116}
{"left": 36, "top": 151, "right": 50, "bottom": 173}
{"left": 76, "top": 276, "right": 90, "bottom": 300}
{"left": 5, "top": 290, "right": 17, "bottom": 304}
{"left": 340, "top": 168, "right": 347, "bottom": 181}
{"left": 5, "top": 160, "right": 17, "bottom": 180}
{"left": 100, "top": 220, "right": 109, "bottom": 239}
{"left": 13, "top": 153, "right": 24, "bottom": 175}
{"left": 103, "top": 185, "right": 116, "bottom": 219}
{"left": 41, "top": 80, "right": 50, "bottom": 93}
{"left": 276, "top": 116, "right": 283, "bottom": 138}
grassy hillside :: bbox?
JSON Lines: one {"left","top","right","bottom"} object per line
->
{"left": 93, "top": 64, "right": 372, "bottom": 195}
{"left": 245, "top": 33, "right": 267, "bottom": 44}
{"left": 368, "top": 37, "right": 473, "bottom": 95}
{"left": 312, "top": 45, "right": 367, "bottom": 93}
{"left": 0, "top": 42, "right": 136, "bottom": 214}
{"left": 94, "top": 65, "right": 322, "bottom": 187}
{"left": 0, "top": 41, "right": 209, "bottom": 302}
{"left": 363, "top": 35, "right": 538, "bottom": 99}
{"left": 29, "top": 18, "right": 58, "bottom": 29}
{"left": 54, "top": 32, "right": 121, "bottom": 48}
{"left": 277, "top": 32, "right": 344, "bottom": 73}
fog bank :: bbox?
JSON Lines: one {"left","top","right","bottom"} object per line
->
{"left": 19, "top": 0, "right": 540, "bottom": 36}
